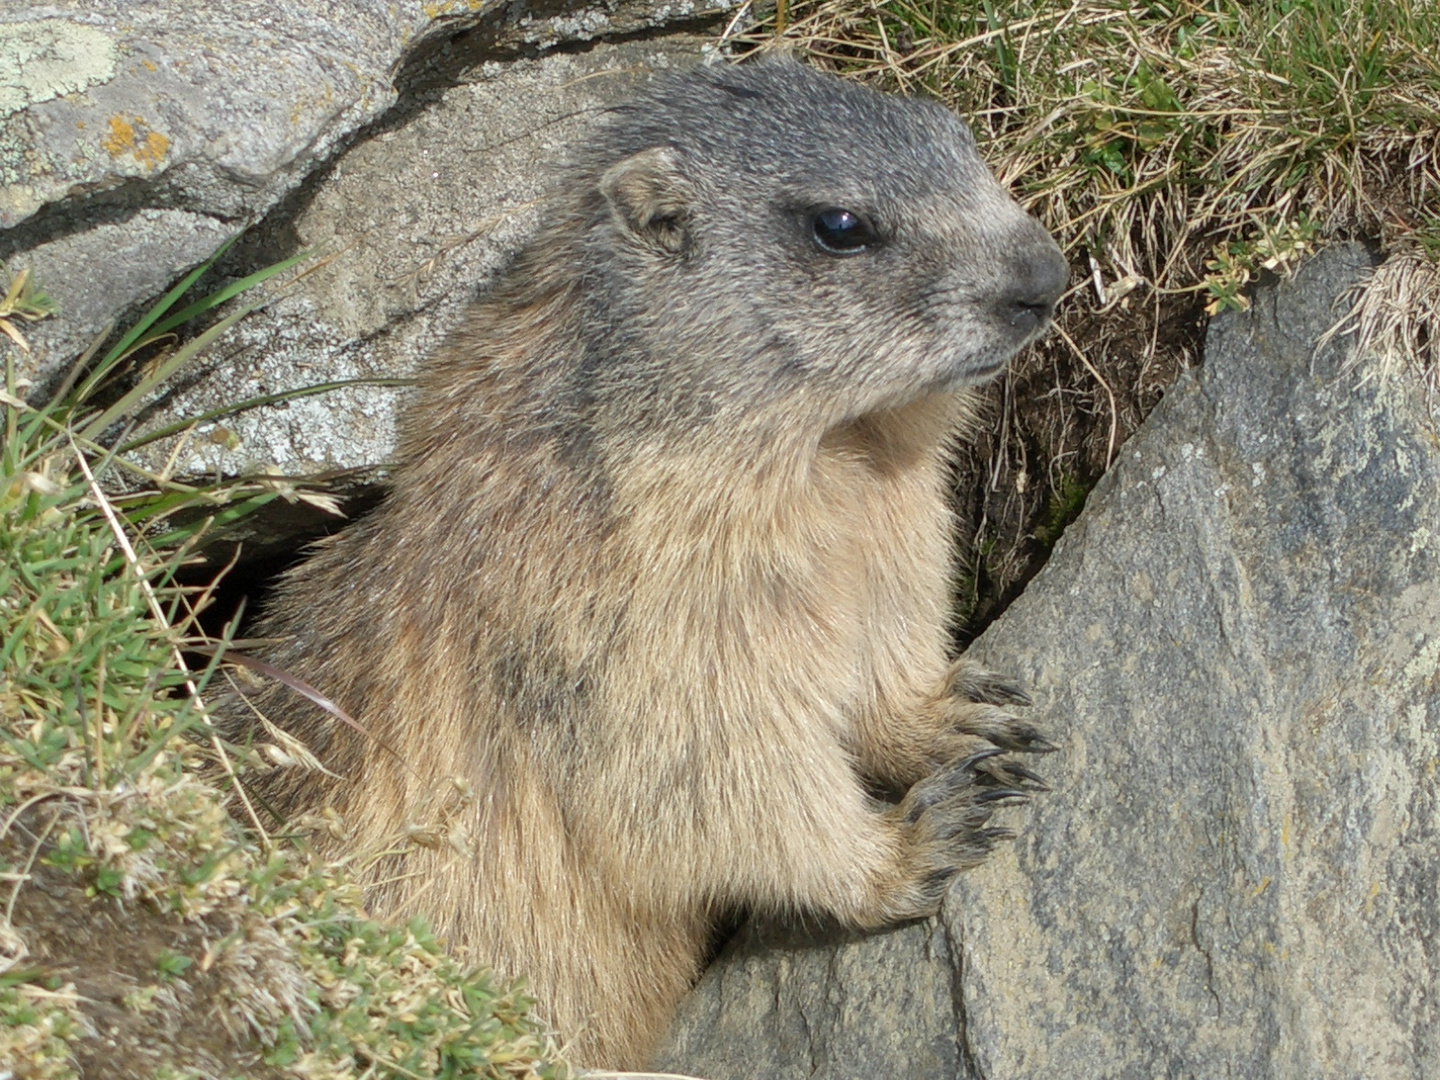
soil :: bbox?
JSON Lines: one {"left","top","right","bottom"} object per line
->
{"left": 2, "top": 819, "right": 288, "bottom": 1080}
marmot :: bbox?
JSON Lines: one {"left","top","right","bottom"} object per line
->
{"left": 240, "top": 57, "right": 1068, "bottom": 1069}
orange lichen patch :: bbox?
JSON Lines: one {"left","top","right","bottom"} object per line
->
{"left": 100, "top": 114, "right": 170, "bottom": 171}
{"left": 100, "top": 113, "right": 134, "bottom": 154}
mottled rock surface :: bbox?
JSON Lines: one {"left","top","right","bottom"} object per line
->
{"left": 657, "top": 245, "right": 1440, "bottom": 1079}
{"left": 1, "top": 1, "right": 730, "bottom": 439}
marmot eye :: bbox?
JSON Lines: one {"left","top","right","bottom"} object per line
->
{"left": 811, "top": 207, "right": 875, "bottom": 255}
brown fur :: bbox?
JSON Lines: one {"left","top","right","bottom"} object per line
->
{"left": 239, "top": 58, "right": 1067, "bottom": 1068}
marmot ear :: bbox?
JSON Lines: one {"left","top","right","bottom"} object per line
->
{"left": 599, "top": 146, "right": 692, "bottom": 257}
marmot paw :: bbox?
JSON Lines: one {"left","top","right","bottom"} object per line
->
{"left": 944, "top": 702, "right": 1056, "bottom": 757}
{"left": 942, "top": 658, "right": 1033, "bottom": 707}
{"left": 933, "top": 658, "right": 1054, "bottom": 760}
{"left": 884, "top": 749, "right": 1029, "bottom": 917}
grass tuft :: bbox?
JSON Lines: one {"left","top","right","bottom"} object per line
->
{"left": 0, "top": 264, "right": 57, "bottom": 354}
{"left": 1322, "top": 241, "right": 1440, "bottom": 387}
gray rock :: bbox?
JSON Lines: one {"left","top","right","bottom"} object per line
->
{"left": 1, "top": 1, "right": 734, "bottom": 398}
{"left": 659, "top": 919, "right": 969, "bottom": 1079}
{"left": 11, "top": 209, "right": 234, "bottom": 371}
{"left": 3, "top": 1, "right": 401, "bottom": 383}
{"left": 656, "top": 245, "right": 1440, "bottom": 1080}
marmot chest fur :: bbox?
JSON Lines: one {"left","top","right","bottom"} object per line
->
{"left": 244, "top": 56, "right": 1068, "bottom": 1069}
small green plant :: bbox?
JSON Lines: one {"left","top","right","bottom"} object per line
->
{"left": 1034, "top": 473, "right": 1093, "bottom": 548}
{"left": 1416, "top": 215, "right": 1440, "bottom": 263}
{"left": 1203, "top": 215, "right": 1324, "bottom": 314}
{"left": 1202, "top": 240, "right": 1256, "bottom": 315}
{"left": 153, "top": 950, "right": 194, "bottom": 982}
{"left": 0, "top": 264, "right": 57, "bottom": 352}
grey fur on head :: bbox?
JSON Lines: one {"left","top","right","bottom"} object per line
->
{"left": 544, "top": 57, "right": 1069, "bottom": 442}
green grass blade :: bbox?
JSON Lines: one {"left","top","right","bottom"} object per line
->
{"left": 144, "top": 491, "right": 282, "bottom": 549}
{"left": 43, "top": 318, "right": 114, "bottom": 413}
{"left": 110, "top": 485, "right": 215, "bottom": 525}
{"left": 146, "top": 248, "right": 312, "bottom": 340}
{"left": 77, "top": 299, "right": 259, "bottom": 443}
{"left": 115, "top": 377, "right": 414, "bottom": 454}
{"left": 70, "top": 234, "right": 239, "bottom": 404}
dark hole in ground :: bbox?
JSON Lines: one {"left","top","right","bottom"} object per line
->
{"left": 177, "top": 484, "right": 385, "bottom": 646}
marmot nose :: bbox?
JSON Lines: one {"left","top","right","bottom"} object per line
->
{"left": 999, "top": 241, "right": 1069, "bottom": 336}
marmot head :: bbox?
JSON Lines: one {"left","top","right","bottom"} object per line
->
{"left": 560, "top": 57, "right": 1068, "bottom": 439}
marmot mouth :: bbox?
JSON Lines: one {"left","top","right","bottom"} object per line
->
{"left": 956, "top": 358, "right": 1009, "bottom": 385}
{"left": 914, "top": 359, "right": 1009, "bottom": 399}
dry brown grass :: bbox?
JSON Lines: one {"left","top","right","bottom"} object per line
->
{"left": 1322, "top": 242, "right": 1440, "bottom": 389}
